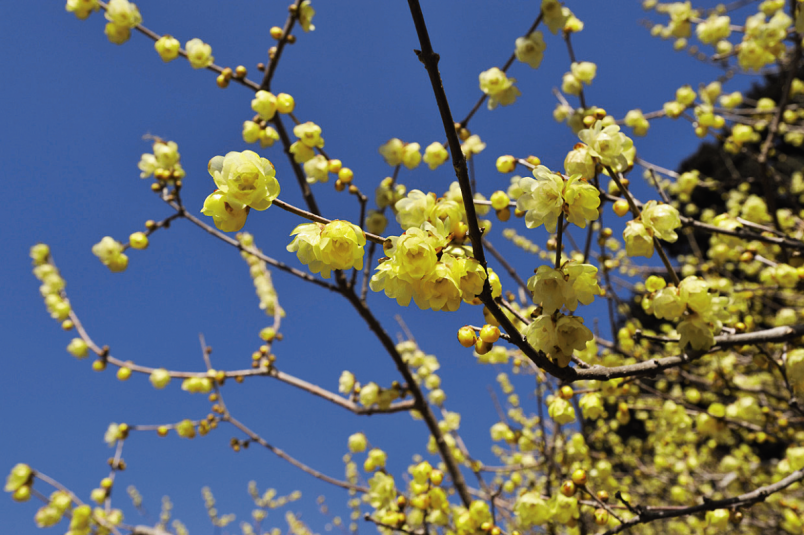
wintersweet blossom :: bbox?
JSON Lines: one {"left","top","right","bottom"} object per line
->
{"left": 516, "top": 167, "right": 565, "bottom": 231}
{"left": 515, "top": 31, "right": 546, "bottom": 69}
{"left": 207, "top": 150, "right": 279, "bottom": 211}
{"left": 66, "top": 0, "right": 99, "bottom": 20}
{"left": 379, "top": 138, "right": 404, "bottom": 166}
{"left": 577, "top": 121, "right": 634, "bottom": 172}
{"left": 525, "top": 313, "right": 593, "bottom": 367}
{"left": 303, "top": 155, "right": 329, "bottom": 184}
{"left": 154, "top": 35, "right": 180, "bottom": 62}
{"left": 542, "top": 0, "right": 570, "bottom": 34}
{"left": 623, "top": 220, "right": 654, "bottom": 258}
{"left": 201, "top": 190, "right": 249, "bottom": 232}
{"left": 298, "top": 0, "right": 315, "bottom": 32}
{"left": 515, "top": 491, "right": 551, "bottom": 526}
{"left": 402, "top": 142, "right": 421, "bottom": 169}
{"left": 478, "top": 67, "right": 521, "bottom": 109}
{"left": 185, "top": 38, "right": 213, "bottom": 69}
{"left": 92, "top": 237, "right": 128, "bottom": 272}
{"left": 294, "top": 121, "right": 324, "bottom": 148}
{"left": 516, "top": 166, "right": 600, "bottom": 231}
{"left": 423, "top": 142, "right": 448, "bottom": 169}
{"left": 395, "top": 190, "right": 436, "bottom": 230}
{"left": 527, "top": 263, "right": 601, "bottom": 314}
{"left": 252, "top": 91, "right": 277, "bottom": 121}
{"left": 287, "top": 221, "right": 366, "bottom": 279}
{"left": 641, "top": 200, "right": 681, "bottom": 242}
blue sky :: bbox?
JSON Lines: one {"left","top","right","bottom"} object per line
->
{"left": 2, "top": 1, "right": 756, "bottom": 533}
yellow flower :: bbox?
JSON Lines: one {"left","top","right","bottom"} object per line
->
{"left": 303, "top": 155, "right": 329, "bottom": 184}
{"left": 289, "top": 141, "right": 315, "bottom": 163}
{"left": 251, "top": 90, "right": 277, "bottom": 121}
{"left": 395, "top": 190, "right": 436, "bottom": 230}
{"left": 514, "top": 491, "right": 551, "bottom": 526}
{"left": 66, "top": 0, "right": 99, "bottom": 20}
{"left": 105, "top": 0, "right": 141, "bottom": 28}
{"left": 579, "top": 393, "right": 603, "bottom": 419}
{"left": 461, "top": 134, "right": 486, "bottom": 158}
{"left": 478, "top": 67, "right": 520, "bottom": 109}
{"left": 678, "top": 313, "right": 714, "bottom": 351}
{"left": 318, "top": 221, "right": 366, "bottom": 273}
{"left": 293, "top": 121, "right": 324, "bottom": 148}
{"left": 154, "top": 35, "right": 180, "bottom": 62}
{"left": 348, "top": 432, "right": 367, "bottom": 453}
{"left": 298, "top": 0, "right": 316, "bottom": 32}
{"left": 92, "top": 236, "right": 128, "bottom": 272}
{"left": 402, "top": 142, "right": 421, "bottom": 170}
{"left": 423, "top": 142, "right": 448, "bottom": 169}
{"left": 652, "top": 286, "right": 685, "bottom": 320}
{"left": 516, "top": 166, "right": 565, "bottom": 231}
{"left": 181, "top": 377, "right": 212, "bottom": 393}
{"left": 208, "top": 151, "right": 279, "bottom": 211}
{"left": 542, "top": 0, "right": 570, "bottom": 34}
{"left": 176, "top": 419, "right": 196, "bottom": 439}
{"left": 390, "top": 227, "right": 441, "bottom": 281}
{"left": 548, "top": 396, "right": 576, "bottom": 424}
{"left": 338, "top": 370, "right": 355, "bottom": 394}
{"left": 564, "top": 145, "right": 595, "bottom": 178}
{"left": 624, "top": 109, "right": 650, "bottom": 136}
{"left": 570, "top": 61, "right": 597, "bottom": 84}
{"left": 641, "top": 200, "right": 681, "bottom": 242}
{"left": 379, "top": 138, "right": 405, "bottom": 166}
{"left": 365, "top": 210, "right": 388, "bottom": 235}
{"left": 787, "top": 349, "right": 804, "bottom": 392}
{"left": 623, "top": 220, "right": 654, "bottom": 258}
{"left": 67, "top": 338, "right": 89, "bottom": 359}
{"left": 104, "top": 22, "right": 130, "bottom": 44}
{"left": 201, "top": 190, "right": 249, "bottom": 232}
{"left": 414, "top": 261, "right": 462, "bottom": 311}
{"left": 563, "top": 175, "right": 600, "bottom": 228}
{"left": 528, "top": 265, "right": 567, "bottom": 314}
{"left": 4, "top": 464, "right": 31, "bottom": 492}
{"left": 149, "top": 368, "right": 171, "bottom": 389}
{"left": 185, "top": 38, "right": 213, "bottom": 69}
{"left": 515, "top": 31, "right": 546, "bottom": 69}
{"left": 577, "top": 121, "right": 634, "bottom": 172}
{"left": 554, "top": 315, "right": 594, "bottom": 367}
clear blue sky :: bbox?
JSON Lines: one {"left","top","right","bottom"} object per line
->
{"left": 2, "top": 1, "right": 752, "bottom": 533}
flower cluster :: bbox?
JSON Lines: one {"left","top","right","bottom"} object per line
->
{"left": 103, "top": 0, "right": 141, "bottom": 44}
{"left": 31, "top": 244, "right": 73, "bottom": 321}
{"left": 92, "top": 237, "right": 128, "bottom": 273}
{"left": 623, "top": 200, "right": 681, "bottom": 258}
{"left": 238, "top": 233, "right": 284, "bottom": 318}
{"left": 138, "top": 139, "right": 184, "bottom": 183}
{"left": 524, "top": 313, "right": 594, "bottom": 367}
{"left": 516, "top": 166, "right": 600, "bottom": 231}
{"left": 379, "top": 138, "right": 422, "bottom": 169}
{"left": 370, "top": 226, "right": 489, "bottom": 311}
{"left": 739, "top": 11, "right": 790, "bottom": 71}
{"left": 643, "top": 275, "right": 730, "bottom": 351}
{"left": 201, "top": 151, "right": 280, "bottom": 232}
{"left": 286, "top": 121, "right": 324, "bottom": 164}
{"left": 527, "top": 262, "right": 602, "bottom": 313}
{"left": 287, "top": 220, "right": 366, "bottom": 279}
{"left": 478, "top": 67, "right": 520, "bottom": 110}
